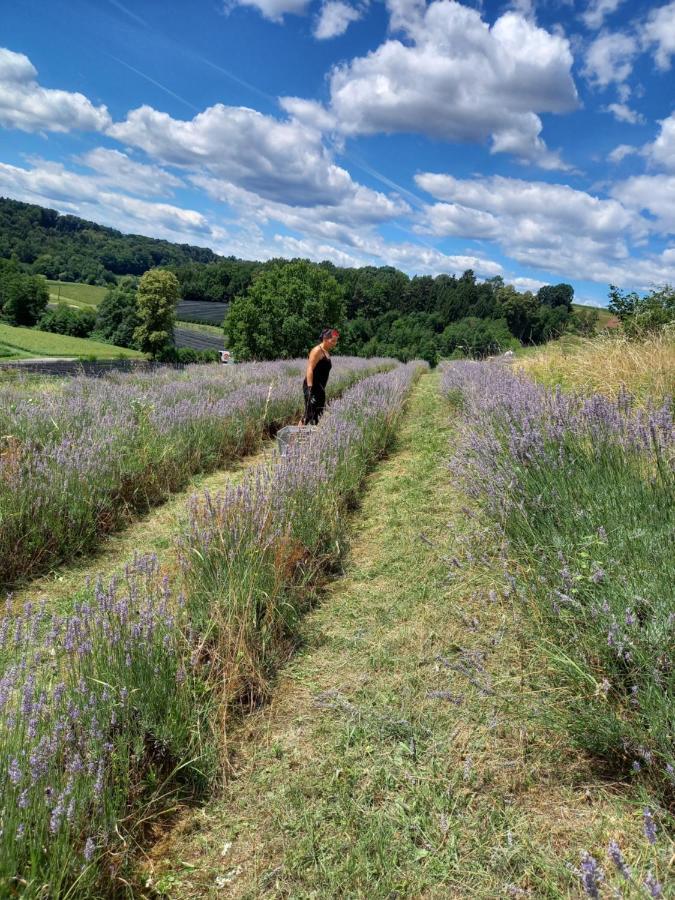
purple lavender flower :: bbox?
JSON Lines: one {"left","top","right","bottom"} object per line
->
{"left": 643, "top": 872, "right": 662, "bottom": 898}
{"left": 579, "top": 852, "right": 603, "bottom": 898}
{"left": 8, "top": 757, "right": 22, "bottom": 785}
{"left": 83, "top": 837, "right": 96, "bottom": 863}
{"left": 607, "top": 840, "right": 630, "bottom": 879}
{"left": 643, "top": 808, "right": 657, "bottom": 845}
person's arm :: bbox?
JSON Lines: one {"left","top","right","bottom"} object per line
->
{"left": 305, "top": 346, "right": 322, "bottom": 388}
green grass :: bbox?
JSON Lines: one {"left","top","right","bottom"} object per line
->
{"left": 175, "top": 320, "right": 224, "bottom": 336}
{"left": 572, "top": 303, "right": 618, "bottom": 329}
{"left": 146, "top": 375, "right": 656, "bottom": 899}
{"left": 0, "top": 342, "right": 34, "bottom": 359}
{"left": 0, "top": 322, "right": 143, "bottom": 358}
{"left": 45, "top": 280, "right": 108, "bottom": 308}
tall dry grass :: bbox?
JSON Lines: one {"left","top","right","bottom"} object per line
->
{"left": 517, "top": 330, "right": 675, "bottom": 403}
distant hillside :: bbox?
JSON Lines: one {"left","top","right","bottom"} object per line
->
{"left": 0, "top": 197, "right": 221, "bottom": 284}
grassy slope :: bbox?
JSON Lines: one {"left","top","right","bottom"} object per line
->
{"left": 517, "top": 331, "right": 675, "bottom": 402}
{"left": 145, "top": 374, "right": 646, "bottom": 899}
{"left": 0, "top": 322, "right": 143, "bottom": 358}
{"left": 46, "top": 280, "right": 108, "bottom": 308}
{"left": 572, "top": 303, "right": 618, "bottom": 329}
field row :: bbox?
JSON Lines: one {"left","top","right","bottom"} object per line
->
{"left": 0, "top": 357, "right": 391, "bottom": 586}
{"left": 442, "top": 361, "right": 674, "bottom": 807}
{"left": 0, "top": 362, "right": 423, "bottom": 897}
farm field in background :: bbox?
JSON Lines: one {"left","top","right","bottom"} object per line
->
{"left": 572, "top": 302, "right": 619, "bottom": 329}
{"left": 45, "top": 279, "right": 108, "bottom": 308}
{"left": 173, "top": 325, "right": 224, "bottom": 352}
{"left": 0, "top": 322, "right": 143, "bottom": 358}
{"left": 45, "top": 281, "right": 228, "bottom": 331}
{"left": 174, "top": 320, "right": 223, "bottom": 336}
{"left": 175, "top": 299, "right": 228, "bottom": 324}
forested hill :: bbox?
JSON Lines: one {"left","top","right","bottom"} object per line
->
{"left": 1, "top": 196, "right": 595, "bottom": 362}
{"left": 0, "top": 197, "right": 228, "bottom": 283}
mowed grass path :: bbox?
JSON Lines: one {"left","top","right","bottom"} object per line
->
{"left": 146, "top": 374, "right": 645, "bottom": 899}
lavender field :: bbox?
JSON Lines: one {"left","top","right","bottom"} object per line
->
{"left": 442, "top": 359, "right": 673, "bottom": 895}
{"left": 1, "top": 349, "right": 673, "bottom": 898}
{"left": 0, "top": 357, "right": 390, "bottom": 586}
{"left": 0, "top": 361, "right": 423, "bottom": 896}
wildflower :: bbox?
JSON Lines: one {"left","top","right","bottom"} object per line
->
{"left": 643, "top": 872, "right": 662, "bottom": 898}
{"left": 607, "top": 840, "right": 630, "bottom": 879}
{"left": 83, "top": 837, "right": 96, "bottom": 863}
{"left": 8, "top": 757, "right": 22, "bottom": 785}
{"left": 643, "top": 808, "right": 657, "bottom": 845}
{"left": 579, "top": 852, "right": 603, "bottom": 898}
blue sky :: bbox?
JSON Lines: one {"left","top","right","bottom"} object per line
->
{"left": 1, "top": 0, "right": 674, "bottom": 305}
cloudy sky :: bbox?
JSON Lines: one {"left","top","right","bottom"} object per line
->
{"left": 1, "top": 0, "right": 674, "bottom": 304}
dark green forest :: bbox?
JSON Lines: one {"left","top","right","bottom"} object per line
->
{"left": 0, "top": 197, "right": 593, "bottom": 362}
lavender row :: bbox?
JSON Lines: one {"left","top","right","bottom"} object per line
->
{"left": 441, "top": 361, "right": 674, "bottom": 801}
{"left": 179, "top": 362, "right": 425, "bottom": 712}
{"left": 0, "top": 357, "right": 390, "bottom": 586}
{"left": 0, "top": 362, "right": 422, "bottom": 896}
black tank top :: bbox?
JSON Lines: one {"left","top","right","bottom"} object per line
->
{"left": 313, "top": 353, "right": 332, "bottom": 390}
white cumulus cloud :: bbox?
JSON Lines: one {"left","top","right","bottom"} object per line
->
{"left": 581, "top": 0, "right": 626, "bottom": 30}
{"left": 414, "top": 172, "right": 656, "bottom": 286}
{"left": 612, "top": 173, "right": 675, "bottom": 233}
{"left": 108, "top": 103, "right": 366, "bottom": 207}
{"left": 608, "top": 143, "right": 639, "bottom": 163}
{"left": 284, "top": 1, "right": 578, "bottom": 169}
{"left": 78, "top": 148, "right": 184, "bottom": 197}
{"left": 0, "top": 47, "right": 110, "bottom": 133}
{"left": 642, "top": 111, "right": 675, "bottom": 171}
{"left": 0, "top": 159, "right": 212, "bottom": 242}
{"left": 641, "top": 0, "right": 675, "bottom": 71}
{"left": 583, "top": 31, "right": 638, "bottom": 87}
{"left": 224, "top": 0, "right": 309, "bottom": 23}
{"left": 314, "top": 1, "right": 364, "bottom": 39}
{"left": 605, "top": 102, "right": 644, "bottom": 124}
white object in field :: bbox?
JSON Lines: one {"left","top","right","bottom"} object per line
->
{"left": 219, "top": 350, "right": 234, "bottom": 364}
{"left": 276, "top": 424, "right": 318, "bottom": 456}
{"left": 503, "top": 349, "right": 515, "bottom": 358}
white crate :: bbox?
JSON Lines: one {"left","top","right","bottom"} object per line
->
{"left": 276, "top": 425, "right": 318, "bottom": 456}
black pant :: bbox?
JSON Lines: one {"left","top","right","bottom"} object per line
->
{"left": 302, "top": 381, "right": 325, "bottom": 425}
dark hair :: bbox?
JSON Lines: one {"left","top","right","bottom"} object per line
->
{"left": 321, "top": 328, "right": 339, "bottom": 341}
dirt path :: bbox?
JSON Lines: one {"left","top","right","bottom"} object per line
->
{"left": 144, "top": 373, "right": 646, "bottom": 899}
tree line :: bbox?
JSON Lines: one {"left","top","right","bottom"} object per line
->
{"left": 2, "top": 196, "right": 637, "bottom": 363}
{"left": 224, "top": 259, "right": 583, "bottom": 363}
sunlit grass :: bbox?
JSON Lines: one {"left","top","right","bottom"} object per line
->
{"left": 516, "top": 331, "right": 675, "bottom": 403}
